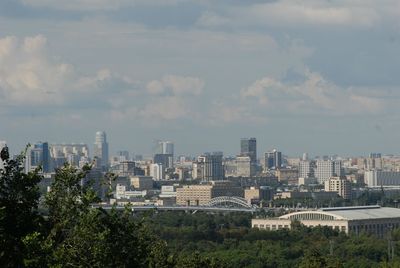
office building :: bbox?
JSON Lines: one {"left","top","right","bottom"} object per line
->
{"left": 176, "top": 181, "right": 243, "bottom": 206}
{"left": 240, "top": 138, "right": 257, "bottom": 164}
{"left": 299, "top": 160, "right": 314, "bottom": 178}
{"left": 275, "top": 168, "right": 298, "bottom": 183}
{"left": 252, "top": 206, "right": 400, "bottom": 237}
{"left": 26, "top": 142, "right": 50, "bottom": 173}
{"left": 236, "top": 156, "right": 255, "bottom": 177}
{"left": 264, "top": 149, "right": 282, "bottom": 170}
{"left": 154, "top": 153, "right": 173, "bottom": 169}
{"left": 109, "top": 161, "right": 136, "bottom": 177}
{"left": 198, "top": 152, "right": 224, "bottom": 181}
{"left": 159, "top": 141, "right": 174, "bottom": 155}
{"left": 94, "top": 131, "right": 109, "bottom": 170}
{"left": 130, "top": 176, "right": 153, "bottom": 191}
{"left": 324, "top": 177, "right": 352, "bottom": 200}
{"left": 150, "top": 163, "right": 165, "bottom": 180}
{"left": 50, "top": 143, "right": 89, "bottom": 169}
{"left": 315, "top": 160, "right": 343, "bottom": 184}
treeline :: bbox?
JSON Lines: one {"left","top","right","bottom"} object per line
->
{"left": 2, "top": 146, "right": 400, "bottom": 267}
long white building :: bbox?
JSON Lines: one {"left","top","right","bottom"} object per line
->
{"left": 365, "top": 170, "right": 400, "bottom": 187}
{"left": 252, "top": 206, "right": 400, "bottom": 237}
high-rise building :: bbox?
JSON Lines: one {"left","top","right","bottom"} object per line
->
{"left": 26, "top": 142, "right": 50, "bottom": 173}
{"left": 314, "top": 160, "right": 343, "bottom": 184}
{"left": 94, "top": 131, "right": 109, "bottom": 170}
{"left": 240, "top": 138, "right": 257, "bottom": 164}
{"left": 150, "top": 163, "right": 165, "bottom": 180}
{"left": 154, "top": 154, "right": 173, "bottom": 169}
{"left": 299, "top": 160, "right": 314, "bottom": 178}
{"left": 236, "top": 156, "right": 255, "bottom": 177}
{"left": 50, "top": 143, "right": 89, "bottom": 169}
{"left": 197, "top": 152, "right": 224, "bottom": 181}
{"left": 264, "top": 149, "right": 282, "bottom": 170}
{"left": 159, "top": 141, "right": 174, "bottom": 155}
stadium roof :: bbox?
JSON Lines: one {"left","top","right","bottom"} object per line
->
{"left": 279, "top": 206, "right": 400, "bottom": 221}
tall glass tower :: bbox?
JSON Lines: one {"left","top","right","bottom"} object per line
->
{"left": 240, "top": 138, "right": 257, "bottom": 164}
{"left": 94, "top": 131, "right": 109, "bottom": 170}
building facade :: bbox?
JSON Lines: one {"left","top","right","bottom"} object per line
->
{"left": 365, "top": 170, "right": 400, "bottom": 187}
{"left": 240, "top": 138, "right": 257, "bottom": 164}
{"left": 252, "top": 206, "right": 400, "bottom": 237}
{"left": 176, "top": 181, "right": 243, "bottom": 206}
{"left": 264, "top": 149, "right": 282, "bottom": 170}
{"left": 324, "top": 177, "right": 352, "bottom": 199}
{"left": 94, "top": 131, "right": 109, "bottom": 170}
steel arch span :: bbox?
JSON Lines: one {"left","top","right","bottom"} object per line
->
{"left": 207, "top": 196, "right": 252, "bottom": 209}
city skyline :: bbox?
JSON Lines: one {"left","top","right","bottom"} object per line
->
{"left": 1, "top": 1, "right": 400, "bottom": 156}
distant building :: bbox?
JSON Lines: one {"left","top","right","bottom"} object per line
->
{"left": 236, "top": 156, "right": 255, "bottom": 177}
{"left": 315, "top": 160, "right": 343, "bottom": 184}
{"left": 176, "top": 181, "right": 243, "bottom": 206}
{"left": 109, "top": 161, "right": 136, "bottom": 177}
{"left": 244, "top": 186, "right": 274, "bottom": 204}
{"left": 194, "top": 152, "right": 224, "bottom": 181}
{"left": 365, "top": 170, "right": 400, "bottom": 187}
{"left": 264, "top": 149, "right": 282, "bottom": 170}
{"left": 324, "top": 177, "right": 352, "bottom": 200}
{"left": 50, "top": 143, "right": 89, "bottom": 169}
{"left": 130, "top": 176, "right": 153, "bottom": 191}
{"left": 26, "top": 142, "right": 50, "bottom": 173}
{"left": 299, "top": 160, "right": 314, "bottom": 178}
{"left": 298, "top": 177, "right": 318, "bottom": 186}
{"left": 153, "top": 154, "right": 173, "bottom": 169}
{"left": 275, "top": 168, "right": 298, "bottom": 183}
{"left": 158, "top": 141, "right": 174, "bottom": 155}
{"left": 94, "top": 131, "right": 109, "bottom": 170}
{"left": 252, "top": 206, "right": 400, "bottom": 237}
{"left": 240, "top": 138, "right": 257, "bottom": 164}
{"left": 150, "top": 163, "right": 165, "bottom": 180}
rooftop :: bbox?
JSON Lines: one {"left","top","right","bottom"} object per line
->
{"left": 279, "top": 206, "right": 400, "bottom": 221}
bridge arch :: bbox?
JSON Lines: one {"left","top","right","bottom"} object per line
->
{"left": 207, "top": 196, "right": 252, "bottom": 209}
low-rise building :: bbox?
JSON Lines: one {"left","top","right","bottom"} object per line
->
{"left": 252, "top": 206, "right": 400, "bottom": 237}
{"left": 176, "top": 181, "right": 243, "bottom": 206}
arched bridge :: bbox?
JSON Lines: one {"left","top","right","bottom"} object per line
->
{"left": 207, "top": 196, "right": 254, "bottom": 209}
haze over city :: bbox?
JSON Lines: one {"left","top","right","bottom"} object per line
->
{"left": 1, "top": 1, "right": 400, "bottom": 156}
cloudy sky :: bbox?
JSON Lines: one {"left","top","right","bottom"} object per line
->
{"left": 1, "top": 0, "right": 400, "bottom": 157}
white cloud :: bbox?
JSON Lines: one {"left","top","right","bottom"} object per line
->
{"left": 146, "top": 75, "right": 204, "bottom": 96}
{"left": 240, "top": 68, "right": 384, "bottom": 115}
{"left": 0, "top": 35, "right": 75, "bottom": 105}
{"left": 228, "top": 0, "right": 382, "bottom": 28}
{"left": 21, "top": 0, "right": 186, "bottom": 11}
{"left": 196, "top": 11, "right": 230, "bottom": 27}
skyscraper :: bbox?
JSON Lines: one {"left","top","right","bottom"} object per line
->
{"left": 26, "top": 142, "right": 50, "bottom": 173}
{"left": 198, "top": 152, "right": 224, "bottom": 182}
{"left": 159, "top": 141, "right": 174, "bottom": 155}
{"left": 94, "top": 131, "right": 109, "bottom": 170}
{"left": 264, "top": 149, "right": 282, "bottom": 170}
{"left": 240, "top": 138, "right": 257, "bottom": 164}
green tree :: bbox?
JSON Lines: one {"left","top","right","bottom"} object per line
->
{"left": 0, "top": 146, "right": 43, "bottom": 267}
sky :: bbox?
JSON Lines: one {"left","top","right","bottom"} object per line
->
{"left": 1, "top": 0, "right": 400, "bottom": 157}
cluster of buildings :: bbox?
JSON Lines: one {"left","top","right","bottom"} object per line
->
{"left": 5, "top": 134, "right": 400, "bottom": 236}
{"left": 4, "top": 134, "right": 400, "bottom": 205}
